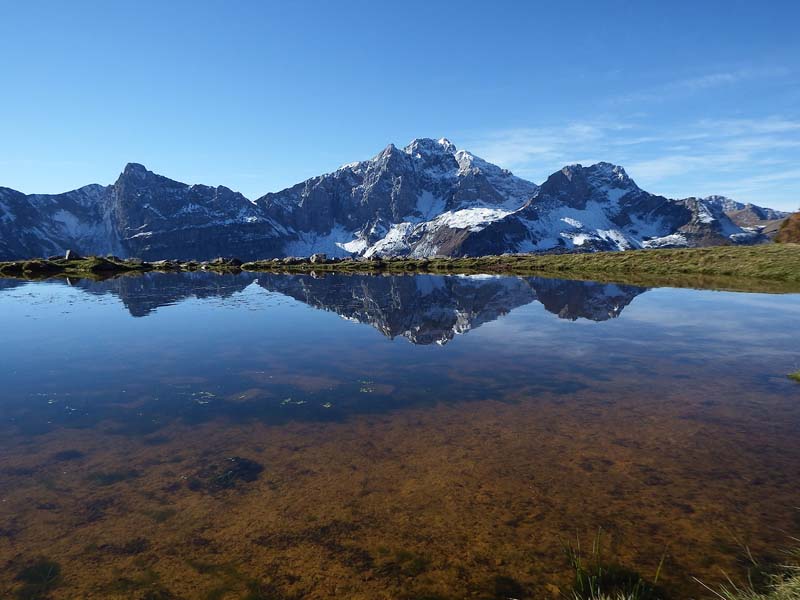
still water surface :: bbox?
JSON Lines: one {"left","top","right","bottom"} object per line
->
{"left": 0, "top": 272, "right": 798, "bottom": 599}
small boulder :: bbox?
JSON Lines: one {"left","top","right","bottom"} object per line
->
{"left": 210, "top": 257, "right": 243, "bottom": 267}
{"left": 310, "top": 253, "right": 327, "bottom": 264}
{"left": 151, "top": 260, "right": 179, "bottom": 270}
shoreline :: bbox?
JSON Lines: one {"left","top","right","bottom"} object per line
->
{"left": 1, "top": 244, "right": 798, "bottom": 294}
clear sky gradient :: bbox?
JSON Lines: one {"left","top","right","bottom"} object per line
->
{"left": 1, "top": 0, "right": 798, "bottom": 210}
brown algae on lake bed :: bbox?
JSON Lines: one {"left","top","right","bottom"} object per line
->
{"left": 1, "top": 371, "right": 799, "bottom": 599}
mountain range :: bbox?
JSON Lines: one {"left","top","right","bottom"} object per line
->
{"left": 0, "top": 138, "right": 790, "bottom": 261}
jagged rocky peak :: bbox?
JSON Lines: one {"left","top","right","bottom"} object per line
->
{"left": 536, "top": 161, "right": 638, "bottom": 207}
{"left": 117, "top": 162, "right": 155, "bottom": 184}
{"left": 113, "top": 162, "right": 186, "bottom": 200}
{"left": 555, "top": 162, "right": 635, "bottom": 190}
{"left": 586, "top": 161, "right": 635, "bottom": 187}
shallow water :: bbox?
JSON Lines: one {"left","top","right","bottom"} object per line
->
{"left": 0, "top": 272, "right": 798, "bottom": 599}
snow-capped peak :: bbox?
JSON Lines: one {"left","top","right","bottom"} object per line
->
{"left": 437, "top": 137, "right": 457, "bottom": 153}
{"left": 403, "top": 137, "right": 458, "bottom": 158}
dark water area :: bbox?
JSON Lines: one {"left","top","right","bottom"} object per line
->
{"left": 0, "top": 272, "right": 798, "bottom": 599}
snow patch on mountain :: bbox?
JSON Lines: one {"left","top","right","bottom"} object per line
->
{"left": 434, "top": 207, "right": 514, "bottom": 232}
{"left": 410, "top": 191, "right": 447, "bottom": 222}
{"left": 642, "top": 233, "right": 689, "bottom": 248}
{"left": 283, "top": 224, "right": 356, "bottom": 258}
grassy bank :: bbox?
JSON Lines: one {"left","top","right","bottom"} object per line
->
{"left": 1, "top": 244, "right": 798, "bottom": 293}
{"left": 238, "top": 244, "right": 800, "bottom": 293}
{"left": 241, "top": 244, "right": 800, "bottom": 282}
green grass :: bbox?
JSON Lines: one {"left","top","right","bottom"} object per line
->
{"left": 566, "top": 531, "right": 665, "bottom": 600}
{"left": 243, "top": 244, "right": 800, "bottom": 283}
{"left": 242, "top": 244, "right": 800, "bottom": 293}
{"left": 788, "top": 371, "right": 800, "bottom": 383}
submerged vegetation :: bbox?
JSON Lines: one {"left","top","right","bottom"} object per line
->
{"left": 187, "top": 456, "right": 264, "bottom": 492}
{"left": 14, "top": 558, "right": 61, "bottom": 600}
{"left": 12, "top": 544, "right": 800, "bottom": 600}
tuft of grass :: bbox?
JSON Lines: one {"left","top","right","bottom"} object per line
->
{"left": 788, "top": 371, "right": 800, "bottom": 383}
{"left": 696, "top": 542, "right": 800, "bottom": 600}
{"left": 14, "top": 558, "right": 62, "bottom": 600}
{"left": 567, "top": 530, "right": 665, "bottom": 600}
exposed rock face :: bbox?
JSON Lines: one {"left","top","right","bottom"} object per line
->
{"left": 0, "top": 139, "right": 787, "bottom": 260}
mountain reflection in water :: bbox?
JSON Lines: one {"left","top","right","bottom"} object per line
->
{"left": 7, "top": 271, "right": 647, "bottom": 343}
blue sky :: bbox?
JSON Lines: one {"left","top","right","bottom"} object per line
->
{"left": 1, "top": 0, "right": 798, "bottom": 210}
